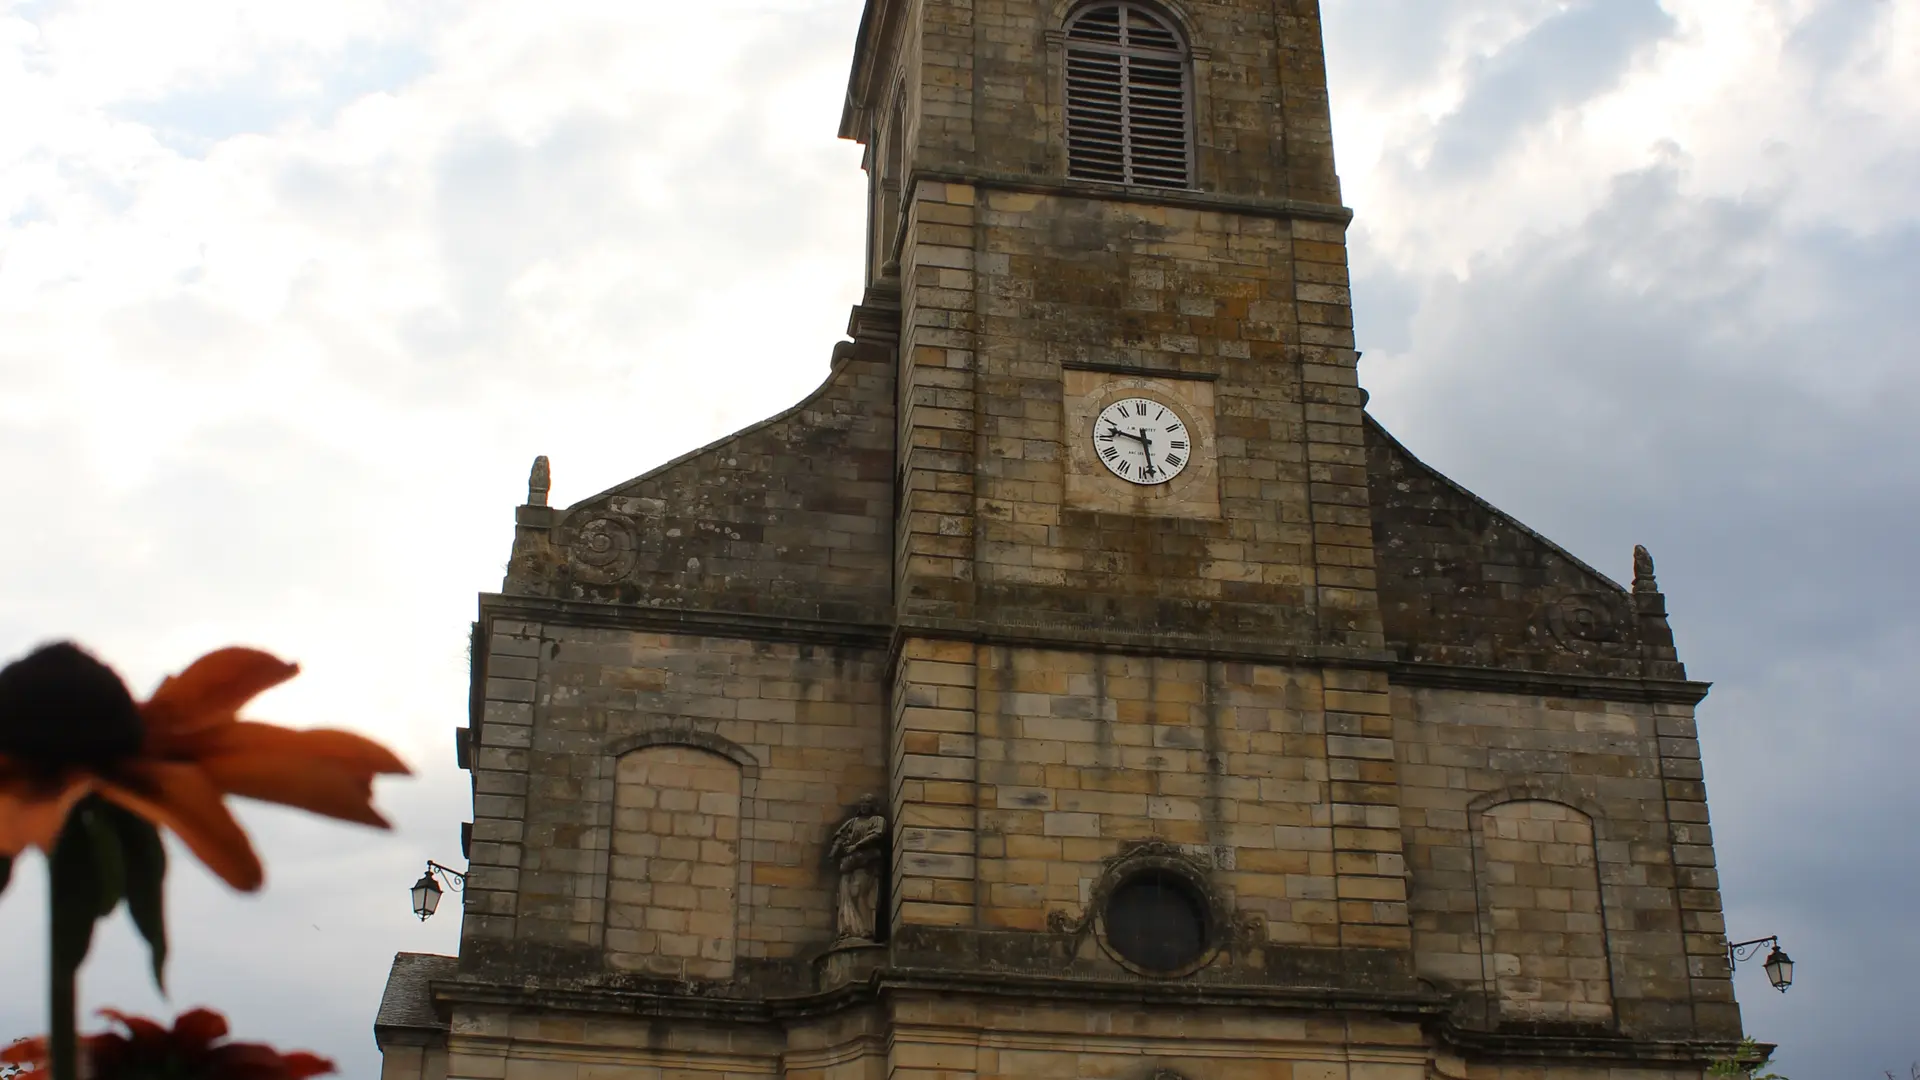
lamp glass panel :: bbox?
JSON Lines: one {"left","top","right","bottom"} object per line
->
{"left": 1765, "top": 949, "right": 1793, "bottom": 989}
{"left": 412, "top": 874, "right": 442, "bottom": 918}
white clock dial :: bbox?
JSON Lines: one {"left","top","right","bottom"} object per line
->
{"left": 1092, "top": 397, "right": 1191, "bottom": 486}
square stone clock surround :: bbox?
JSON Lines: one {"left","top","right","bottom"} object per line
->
{"left": 1062, "top": 368, "right": 1220, "bottom": 519}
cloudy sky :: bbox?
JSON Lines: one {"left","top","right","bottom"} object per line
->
{"left": 0, "top": 0, "right": 1913, "bottom": 1076}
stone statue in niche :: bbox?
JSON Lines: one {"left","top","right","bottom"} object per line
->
{"left": 829, "top": 796, "right": 887, "bottom": 943}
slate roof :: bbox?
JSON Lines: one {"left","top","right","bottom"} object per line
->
{"left": 374, "top": 952, "right": 456, "bottom": 1034}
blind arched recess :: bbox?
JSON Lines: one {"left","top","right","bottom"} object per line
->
{"left": 1064, "top": 3, "right": 1192, "bottom": 188}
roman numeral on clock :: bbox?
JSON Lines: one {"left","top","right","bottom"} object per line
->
{"left": 1170, "top": 440, "right": 1188, "bottom": 450}
{"left": 1101, "top": 446, "right": 1119, "bottom": 461}
{"left": 1164, "top": 454, "right": 1184, "bottom": 468}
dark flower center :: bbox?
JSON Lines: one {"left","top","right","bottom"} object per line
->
{"left": 0, "top": 642, "right": 144, "bottom": 767}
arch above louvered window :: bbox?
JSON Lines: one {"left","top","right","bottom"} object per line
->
{"left": 1064, "top": 2, "right": 1192, "bottom": 188}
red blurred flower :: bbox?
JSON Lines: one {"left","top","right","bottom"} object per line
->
{"left": 0, "top": 644, "right": 408, "bottom": 890}
{"left": 1, "top": 1008, "right": 334, "bottom": 1079}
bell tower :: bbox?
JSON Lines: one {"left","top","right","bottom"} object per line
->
{"left": 841, "top": 0, "right": 1405, "bottom": 958}
{"left": 844, "top": 0, "right": 1381, "bottom": 650}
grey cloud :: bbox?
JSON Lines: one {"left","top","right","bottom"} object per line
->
{"left": 1422, "top": 0, "right": 1676, "bottom": 175}
{"left": 1786, "top": 0, "right": 1896, "bottom": 72}
{"left": 1346, "top": 228, "right": 1421, "bottom": 354}
{"left": 1317, "top": 1, "right": 1462, "bottom": 91}
{"left": 1319, "top": 0, "right": 1552, "bottom": 96}
{"left": 388, "top": 17, "right": 864, "bottom": 392}
{"left": 114, "top": 39, "right": 435, "bottom": 157}
{"left": 1357, "top": 161, "right": 1920, "bottom": 1076}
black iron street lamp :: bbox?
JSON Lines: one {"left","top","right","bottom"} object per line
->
{"left": 410, "top": 860, "right": 466, "bottom": 921}
{"left": 1728, "top": 935, "right": 1794, "bottom": 993}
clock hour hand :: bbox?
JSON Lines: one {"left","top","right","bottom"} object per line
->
{"left": 1105, "top": 425, "right": 1148, "bottom": 445}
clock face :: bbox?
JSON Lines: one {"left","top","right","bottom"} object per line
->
{"left": 1093, "top": 397, "right": 1191, "bottom": 486}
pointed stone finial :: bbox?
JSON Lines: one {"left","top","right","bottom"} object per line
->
{"left": 1632, "top": 544, "right": 1658, "bottom": 594}
{"left": 528, "top": 456, "right": 551, "bottom": 507}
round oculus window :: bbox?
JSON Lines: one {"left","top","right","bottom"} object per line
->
{"left": 1102, "top": 870, "right": 1210, "bottom": 973}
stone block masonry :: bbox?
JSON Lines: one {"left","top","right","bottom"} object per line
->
{"left": 457, "top": 620, "right": 887, "bottom": 977}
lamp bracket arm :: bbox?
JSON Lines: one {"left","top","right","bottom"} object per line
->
{"left": 1727, "top": 934, "right": 1779, "bottom": 965}
{"left": 426, "top": 859, "right": 468, "bottom": 891}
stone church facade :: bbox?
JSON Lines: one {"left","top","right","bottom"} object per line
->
{"left": 375, "top": 1, "right": 1749, "bottom": 1077}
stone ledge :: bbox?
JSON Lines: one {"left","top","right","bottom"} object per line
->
{"left": 430, "top": 963, "right": 1745, "bottom": 1063}
{"left": 476, "top": 593, "right": 891, "bottom": 650}
{"left": 470, "top": 595, "right": 1709, "bottom": 706}
{"left": 907, "top": 168, "right": 1355, "bottom": 225}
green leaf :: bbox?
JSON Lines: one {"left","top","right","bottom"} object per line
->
{"left": 47, "top": 806, "right": 105, "bottom": 981}
{"left": 81, "top": 805, "right": 126, "bottom": 919}
{"left": 101, "top": 802, "right": 169, "bottom": 992}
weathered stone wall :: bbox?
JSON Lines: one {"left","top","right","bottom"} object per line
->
{"left": 1367, "top": 420, "right": 1683, "bottom": 680}
{"left": 974, "top": 648, "right": 1343, "bottom": 948}
{"left": 1478, "top": 801, "right": 1613, "bottom": 1025}
{"left": 889, "top": 995, "right": 1432, "bottom": 1080}
{"left": 885, "top": 0, "right": 1376, "bottom": 654}
{"left": 376, "top": 1042, "right": 446, "bottom": 1080}
{"left": 606, "top": 745, "right": 743, "bottom": 980}
{"left": 442, "top": 1009, "right": 791, "bottom": 1080}
{"left": 887, "top": 639, "right": 1411, "bottom": 965}
{"left": 903, "top": 0, "right": 1342, "bottom": 205}
{"left": 429, "top": 1004, "right": 889, "bottom": 1080}
{"left": 884, "top": 994, "right": 1713, "bottom": 1080}
{"left": 459, "top": 618, "right": 887, "bottom": 982}
{"left": 1395, "top": 686, "right": 1739, "bottom": 1039}
{"left": 503, "top": 342, "right": 895, "bottom": 625}
{"left": 894, "top": 180, "right": 1377, "bottom": 652}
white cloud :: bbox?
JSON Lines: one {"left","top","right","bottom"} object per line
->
{"left": 2, "top": 3, "right": 868, "bottom": 1069}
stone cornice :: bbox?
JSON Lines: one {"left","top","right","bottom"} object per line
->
{"left": 432, "top": 966, "right": 1445, "bottom": 1025}
{"left": 1437, "top": 1026, "right": 1756, "bottom": 1067}
{"left": 1061, "top": 360, "right": 1220, "bottom": 381}
{"left": 911, "top": 169, "right": 1354, "bottom": 225}
{"left": 891, "top": 615, "right": 1395, "bottom": 667}
{"left": 472, "top": 595, "right": 1710, "bottom": 706}
{"left": 1386, "top": 663, "right": 1711, "bottom": 706}
{"left": 475, "top": 594, "right": 891, "bottom": 651}
{"left": 429, "top": 969, "right": 1747, "bottom": 1066}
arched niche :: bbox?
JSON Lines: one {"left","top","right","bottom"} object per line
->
{"left": 605, "top": 742, "right": 745, "bottom": 980}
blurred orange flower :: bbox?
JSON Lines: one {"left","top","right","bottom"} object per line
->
{"left": 0, "top": 643, "right": 408, "bottom": 890}
{"left": 2, "top": 1008, "right": 334, "bottom": 1079}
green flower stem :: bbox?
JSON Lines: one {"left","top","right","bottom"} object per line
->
{"left": 48, "top": 867, "right": 78, "bottom": 1080}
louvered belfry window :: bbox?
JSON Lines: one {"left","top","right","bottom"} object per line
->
{"left": 1065, "top": 3, "right": 1191, "bottom": 188}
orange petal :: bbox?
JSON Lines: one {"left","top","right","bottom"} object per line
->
{"left": 185, "top": 722, "right": 409, "bottom": 776}
{"left": 210, "top": 1042, "right": 339, "bottom": 1079}
{"left": 98, "top": 762, "right": 263, "bottom": 892}
{"left": 0, "top": 767, "right": 94, "bottom": 856}
{"left": 141, "top": 649, "right": 299, "bottom": 743}
{"left": 188, "top": 723, "right": 408, "bottom": 828}
{"left": 279, "top": 1050, "right": 340, "bottom": 1078}
{"left": 0, "top": 1036, "right": 47, "bottom": 1065}
{"left": 170, "top": 1008, "right": 229, "bottom": 1054}
{"left": 98, "top": 1008, "right": 170, "bottom": 1048}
